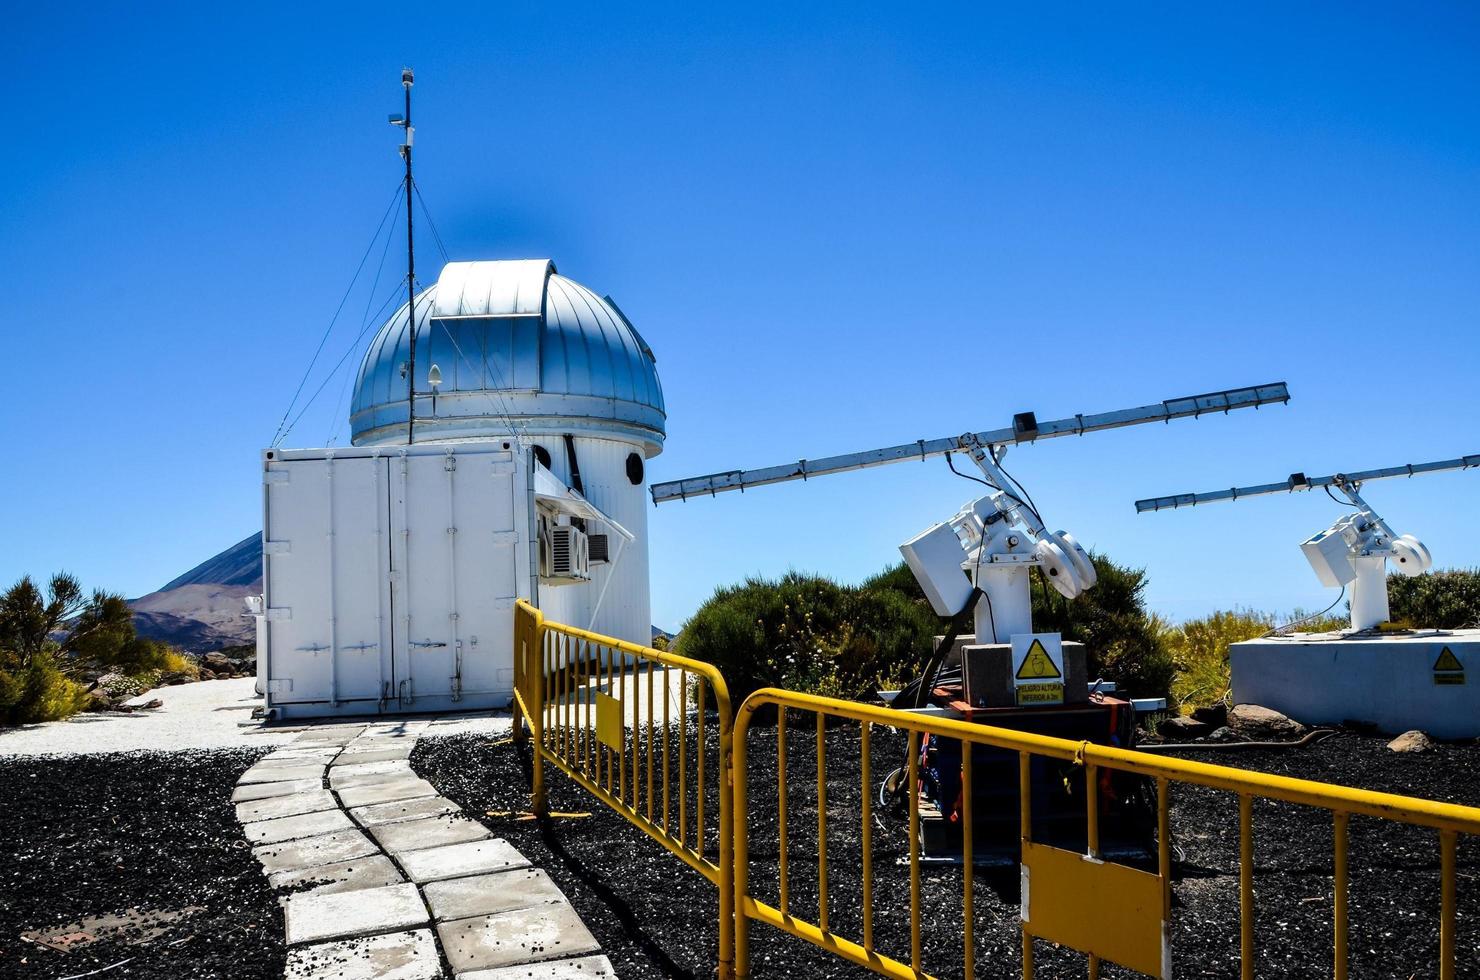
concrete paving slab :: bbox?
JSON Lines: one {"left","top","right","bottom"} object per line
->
{"left": 341, "top": 737, "right": 417, "bottom": 752}
{"left": 364, "top": 720, "right": 432, "bottom": 736}
{"left": 286, "top": 927, "right": 443, "bottom": 980}
{"left": 457, "top": 954, "right": 615, "bottom": 980}
{"left": 333, "top": 745, "right": 415, "bottom": 765}
{"left": 257, "top": 752, "right": 337, "bottom": 768}
{"left": 350, "top": 796, "right": 460, "bottom": 828}
{"left": 254, "top": 829, "right": 380, "bottom": 874}
{"left": 264, "top": 745, "right": 342, "bottom": 760}
{"left": 244, "top": 808, "right": 357, "bottom": 845}
{"left": 336, "top": 777, "right": 439, "bottom": 809}
{"left": 237, "top": 790, "right": 339, "bottom": 824}
{"left": 330, "top": 761, "right": 415, "bottom": 788}
{"left": 233, "top": 778, "right": 323, "bottom": 802}
{"left": 241, "top": 763, "right": 327, "bottom": 784}
{"left": 294, "top": 728, "right": 366, "bottom": 746}
{"left": 284, "top": 881, "right": 428, "bottom": 945}
{"left": 269, "top": 854, "right": 404, "bottom": 897}
{"left": 370, "top": 815, "right": 491, "bottom": 856}
{"left": 422, "top": 869, "right": 565, "bottom": 922}
{"left": 400, "top": 838, "right": 530, "bottom": 884}
{"left": 436, "top": 904, "right": 600, "bottom": 973}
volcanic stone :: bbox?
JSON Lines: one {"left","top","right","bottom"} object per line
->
{"left": 1388, "top": 730, "right": 1435, "bottom": 753}
{"left": 1228, "top": 703, "right": 1307, "bottom": 740}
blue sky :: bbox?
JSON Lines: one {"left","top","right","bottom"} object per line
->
{"left": 3, "top": 3, "right": 1477, "bottom": 631}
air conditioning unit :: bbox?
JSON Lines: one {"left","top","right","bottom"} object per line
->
{"left": 540, "top": 517, "right": 590, "bottom": 585}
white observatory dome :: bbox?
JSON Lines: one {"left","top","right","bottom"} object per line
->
{"left": 350, "top": 259, "right": 665, "bottom": 453}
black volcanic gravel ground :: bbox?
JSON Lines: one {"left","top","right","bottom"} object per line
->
{"left": 0, "top": 748, "right": 283, "bottom": 980}
{"left": 416, "top": 725, "right": 1480, "bottom": 980}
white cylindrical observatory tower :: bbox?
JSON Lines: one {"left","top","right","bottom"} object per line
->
{"left": 349, "top": 259, "right": 664, "bottom": 647}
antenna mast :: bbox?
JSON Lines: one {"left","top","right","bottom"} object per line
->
{"left": 390, "top": 68, "right": 417, "bottom": 443}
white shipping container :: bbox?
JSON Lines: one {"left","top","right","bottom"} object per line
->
{"left": 256, "top": 441, "right": 535, "bottom": 719}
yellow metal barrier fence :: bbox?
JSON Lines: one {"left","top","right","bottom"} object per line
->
{"left": 512, "top": 600, "right": 736, "bottom": 979}
{"left": 732, "top": 688, "right": 1480, "bottom": 980}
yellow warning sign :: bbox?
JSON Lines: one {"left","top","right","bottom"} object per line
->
{"left": 1434, "top": 647, "right": 1464, "bottom": 672}
{"left": 1017, "top": 639, "right": 1063, "bottom": 680}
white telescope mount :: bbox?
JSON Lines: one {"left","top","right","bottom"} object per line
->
{"left": 1136, "top": 454, "right": 1478, "bottom": 633}
{"left": 908, "top": 436, "right": 1098, "bottom": 643}
{"left": 1301, "top": 476, "right": 1432, "bottom": 631}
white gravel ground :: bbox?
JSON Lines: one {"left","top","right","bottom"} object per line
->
{"left": 0, "top": 677, "right": 512, "bottom": 757}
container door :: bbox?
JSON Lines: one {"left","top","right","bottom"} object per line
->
{"left": 387, "top": 451, "right": 455, "bottom": 705}
{"left": 386, "top": 448, "right": 522, "bottom": 705}
{"left": 264, "top": 454, "right": 389, "bottom": 706}
{"left": 447, "top": 449, "right": 522, "bottom": 698}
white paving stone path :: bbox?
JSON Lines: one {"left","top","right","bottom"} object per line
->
{"left": 233, "top": 720, "right": 615, "bottom": 980}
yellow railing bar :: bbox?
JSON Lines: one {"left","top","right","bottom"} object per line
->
{"left": 860, "top": 721, "right": 874, "bottom": 954}
{"left": 778, "top": 707, "right": 790, "bottom": 915}
{"left": 817, "top": 712, "right": 830, "bottom": 932}
{"left": 733, "top": 687, "right": 1480, "bottom": 980}
{"left": 514, "top": 600, "right": 735, "bottom": 980}
{"left": 962, "top": 740, "right": 975, "bottom": 979}
{"left": 1440, "top": 829, "right": 1457, "bottom": 980}
{"left": 1333, "top": 810, "right": 1348, "bottom": 980}
{"left": 1239, "top": 793, "right": 1254, "bottom": 980}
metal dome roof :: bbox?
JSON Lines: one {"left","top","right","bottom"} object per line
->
{"left": 350, "top": 260, "right": 665, "bottom": 453}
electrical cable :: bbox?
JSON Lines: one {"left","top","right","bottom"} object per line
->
{"left": 1264, "top": 585, "right": 1346, "bottom": 637}
{"left": 945, "top": 452, "right": 992, "bottom": 487}
{"left": 1324, "top": 485, "right": 1361, "bottom": 509}
{"left": 413, "top": 181, "right": 451, "bottom": 264}
{"left": 277, "top": 281, "right": 418, "bottom": 445}
{"left": 991, "top": 446, "right": 1044, "bottom": 527}
{"left": 271, "top": 181, "right": 405, "bottom": 447}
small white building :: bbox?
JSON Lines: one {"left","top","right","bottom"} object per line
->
{"left": 254, "top": 260, "right": 664, "bottom": 719}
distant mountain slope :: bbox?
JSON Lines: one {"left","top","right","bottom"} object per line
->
{"left": 130, "top": 534, "right": 261, "bottom": 652}
{"left": 159, "top": 533, "right": 262, "bottom": 590}
{"left": 134, "top": 531, "right": 671, "bottom": 652}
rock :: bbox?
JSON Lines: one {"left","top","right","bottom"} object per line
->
{"left": 1157, "top": 716, "right": 1211, "bottom": 741}
{"left": 1387, "top": 730, "right": 1434, "bottom": 753}
{"left": 1228, "top": 703, "right": 1306, "bottom": 740}
{"left": 203, "top": 652, "right": 231, "bottom": 668}
{"left": 139, "top": 698, "right": 164, "bottom": 710}
{"left": 86, "top": 690, "right": 115, "bottom": 712}
{"left": 1191, "top": 702, "right": 1228, "bottom": 728}
{"left": 1201, "top": 726, "right": 1245, "bottom": 743}
{"left": 161, "top": 671, "right": 193, "bottom": 686}
{"left": 198, "top": 668, "right": 216, "bottom": 681}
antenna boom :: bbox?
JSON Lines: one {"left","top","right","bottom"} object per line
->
{"left": 652, "top": 381, "right": 1290, "bottom": 504}
{"left": 1136, "top": 453, "right": 1480, "bottom": 513}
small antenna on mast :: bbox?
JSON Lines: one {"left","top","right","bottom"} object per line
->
{"left": 389, "top": 68, "right": 417, "bottom": 443}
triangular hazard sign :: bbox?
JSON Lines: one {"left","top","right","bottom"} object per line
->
{"left": 1016, "top": 639, "right": 1063, "bottom": 680}
{"left": 1434, "top": 647, "right": 1464, "bottom": 672}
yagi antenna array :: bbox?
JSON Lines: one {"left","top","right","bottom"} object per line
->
{"left": 651, "top": 381, "right": 1291, "bottom": 504}
{"left": 1136, "top": 454, "right": 1480, "bottom": 513}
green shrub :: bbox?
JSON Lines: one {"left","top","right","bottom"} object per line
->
{"left": 676, "top": 572, "right": 937, "bottom": 705}
{"left": 1164, "top": 609, "right": 1269, "bottom": 711}
{"left": 0, "top": 572, "right": 192, "bottom": 726}
{"left": 1387, "top": 569, "right": 1480, "bottom": 629}
{"left": 4, "top": 651, "right": 89, "bottom": 725}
